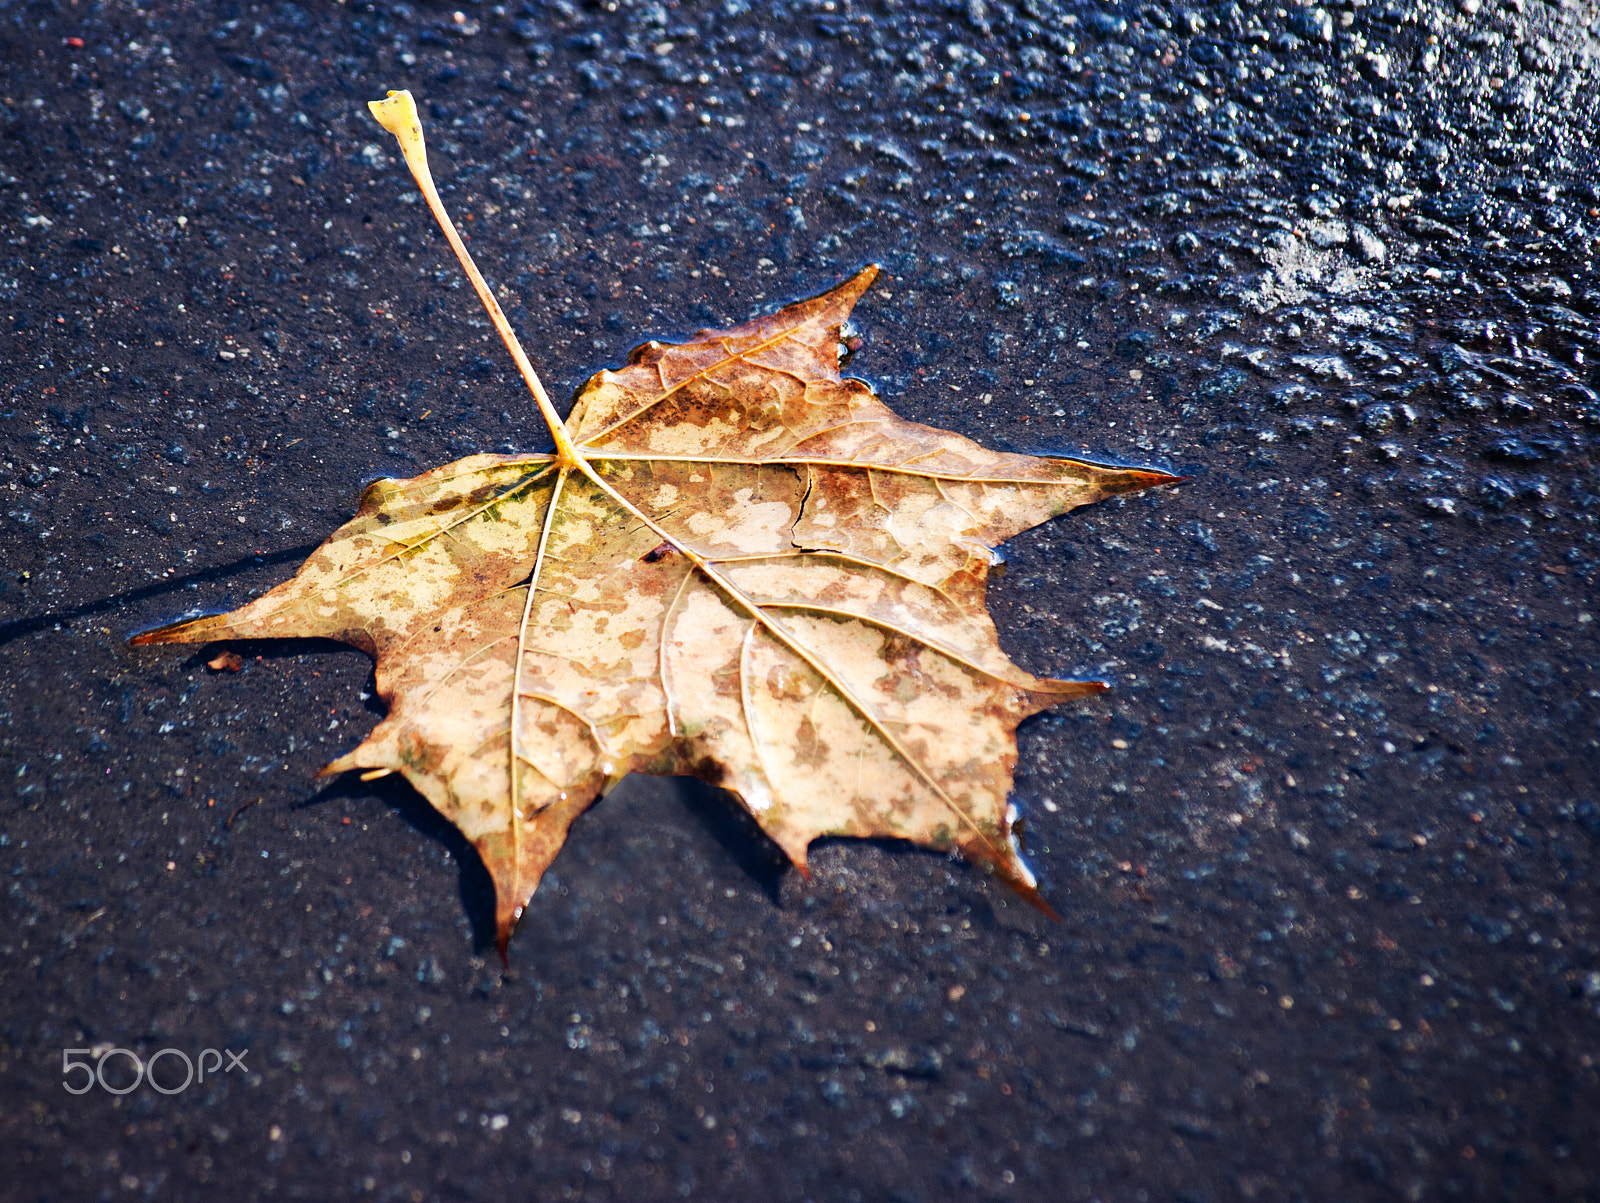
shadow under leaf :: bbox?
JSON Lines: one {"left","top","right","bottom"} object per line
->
{"left": 0, "top": 543, "right": 321, "bottom": 650}
{"left": 298, "top": 770, "right": 502, "bottom": 954}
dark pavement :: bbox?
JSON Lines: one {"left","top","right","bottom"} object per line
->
{"left": 2, "top": 0, "right": 1598, "bottom": 1199}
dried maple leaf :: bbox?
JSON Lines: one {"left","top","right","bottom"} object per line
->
{"left": 133, "top": 94, "right": 1178, "bottom": 952}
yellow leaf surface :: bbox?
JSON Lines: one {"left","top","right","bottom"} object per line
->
{"left": 132, "top": 93, "right": 1179, "bottom": 954}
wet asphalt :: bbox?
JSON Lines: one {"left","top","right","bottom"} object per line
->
{"left": 2, "top": 0, "right": 1598, "bottom": 1199}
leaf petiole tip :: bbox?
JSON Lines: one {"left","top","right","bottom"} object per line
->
{"left": 366, "top": 89, "right": 421, "bottom": 144}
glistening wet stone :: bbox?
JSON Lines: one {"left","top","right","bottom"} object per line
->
{"left": 1, "top": 0, "right": 1596, "bottom": 1200}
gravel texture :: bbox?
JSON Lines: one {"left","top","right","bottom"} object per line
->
{"left": 3, "top": 0, "right": 1599, "bottom": 1199}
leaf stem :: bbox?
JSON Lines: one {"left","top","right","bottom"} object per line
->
{"left": 367, "top": 90, "right": 583, "bottom": 470}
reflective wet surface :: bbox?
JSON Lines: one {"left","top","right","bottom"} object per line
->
{"left": 2, "top": 0, "right": 1598, "bottom": 1198}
